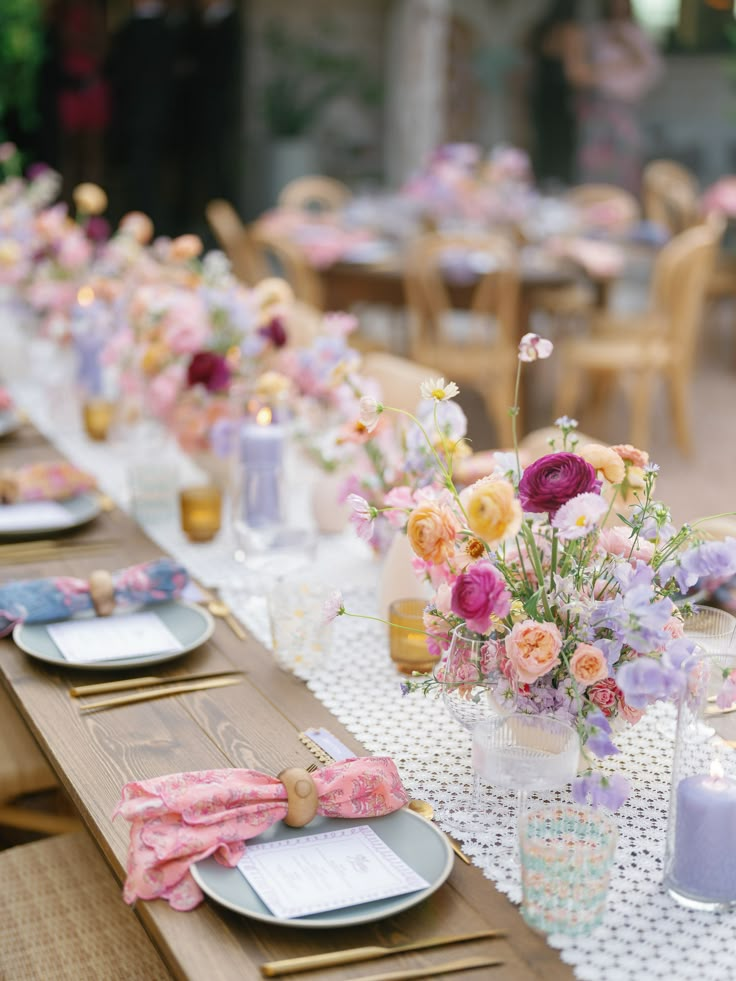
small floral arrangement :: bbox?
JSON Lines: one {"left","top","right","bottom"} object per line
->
{"left": 330, "top": 335, "right": 736, "bottom": 806}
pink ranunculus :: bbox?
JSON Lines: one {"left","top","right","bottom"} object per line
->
{"left": 147, "top": 364, "right": 185, "bottom": 418}
{"left": 518, "top": 452, "right": 601, "bottom": 516}
{"left": 569, "top": 643, "right": 609, "bottom": 687}
{"left": 505, "top": 619, "right": 562, "bottom": 684}
{"left": 450, "top": 560, "right": 511, "bottom": 634}
{"left": 162, "top": 297, "right": 209, "bottom": 355}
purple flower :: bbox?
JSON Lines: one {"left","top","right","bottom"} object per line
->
{"left": 673, "top": 538, "right": 736, "bottom": 592}
{"left": 584, "top": 710, "right": 620, "bottom": 757}
{"left": 616, "top": 656, "right": 683, "bottom": 708}
{"left": 258, "top": 315, "right": 288, "bottom": 348}
{"left": 573, "top": 771, "right": 630, "bottom": 810}
{"left": 186, "top": 351, "right": 231, "bottom": 392}
{"left": 518, "top": 452, "right": 601, "bottom": 516}
{"left": 450, "top": 560, "right": 511, "bottom": 634}
{"left": 209, "top": 417, "right": 236, "bottom": 458}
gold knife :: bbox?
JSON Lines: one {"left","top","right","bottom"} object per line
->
{"left": 260, "top": 931, "right": 506, "bottom": 977}
{"left": 79, "top": 676, "right": 242, "bottom": 713}
{"left": 266, "top": 956, "right": 503, "bottom": 981}
{"left": 70, "top": 669, "right": 243, "bottom": 698}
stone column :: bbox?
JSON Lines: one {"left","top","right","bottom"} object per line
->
{"left": 385, "top": 0, "right": 450, "bottom": 187}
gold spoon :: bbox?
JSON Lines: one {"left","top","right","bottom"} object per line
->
{"left": 208, "top": 600, "right": 247, "bottom": 641}
{"left": 408, "top": 799, "right": 471, "bottom": 863}
{"left": 97, "top": 493, "right": 117, "bottom": 512}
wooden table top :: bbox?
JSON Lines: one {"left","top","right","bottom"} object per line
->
{"left": 0, "top": 425, "right": 575, "bottom": 981}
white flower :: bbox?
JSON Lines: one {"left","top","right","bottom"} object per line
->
{"left": 518, "top": 333, "right": 554, "bottom": 362}
{"left": 358, "top": 396, "right": 383, "bottom": 432}
{"left": 552, "top": 493, "right": 609, "bottom": 541}
{"left": 419, "top": 377, "right": 460, "bottom": 402}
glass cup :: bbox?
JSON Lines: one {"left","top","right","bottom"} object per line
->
{"left": 388, "top": 598, "right": 437, "bottom": 675}
{"left": 519, "top": 804, "right": 618, "bottom": 937}
{"left": 82, "top": 398, "right": 116, "bottom": 441}
{"left": 179, "top": 484, "right": 222, "bottom": 543}
{"left": 683, "top": 605, "right": 736, "bottom": 654}
{"left": 267, "top": 575, "right": 334, "bottom": 677}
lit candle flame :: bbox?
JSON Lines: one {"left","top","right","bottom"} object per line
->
{"left": 711, "top": 759, "right": 725, "bottom": 780}
{"left": 256, "top": 406, "right": 272, "bottom": 426}
{"left": 77, "top": 285, "right": 95, "bottom": 307}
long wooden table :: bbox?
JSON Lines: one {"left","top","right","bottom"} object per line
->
{"left": 0, "top": 423, "right": 575, "bottom": 981}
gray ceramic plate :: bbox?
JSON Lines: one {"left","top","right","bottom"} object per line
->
{"left": 0, "top": 410, "right": 20, "bottom": 438}
{"left": 191, "top": 808, "right": 453, "bottom": 929}
{"left": 0, "top": 492, "right": 101, "bottom": 540}
{"left": 13, "top": 600, "right": 215, "bottom": 670}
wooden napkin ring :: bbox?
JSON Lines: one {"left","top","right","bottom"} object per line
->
{"left": 88, "top": 570, "right": 115, "bottom": 617}
{"left": 278, "top": 767, "right": 318, "bottom": 828}
{"left": 0, "top": 470, "right": 19, "bottom": 504}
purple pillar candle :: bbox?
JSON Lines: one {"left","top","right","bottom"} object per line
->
{"left": 239, "top": 410, "right": 284, "bottom": 529}
{"left": 672, "top": 763, "right": 736, "bottom": 903}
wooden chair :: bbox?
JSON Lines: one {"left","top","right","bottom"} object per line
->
{"left": 555, "top": 221, "right": 722, "bottom": 454}
{"left": 204, "top": 199, "right": 262, "bottom": 285}
{"left": 565, "top": 183, "right": 641, "bottom": 235}
{"left": 277, "top": 175, "right": 351, "bottom": 213}
{"left": 0, "top": 832, "right": 171, "bottom": 979}
{"left": 248, "top": 221, "right": 325, "bottom": 309}
{"left": 404, "top": 231, "right": 519, "bottom": 445}
{"left": 360, "top": 351, "right": 438, "bottom": 415}
{"left": 642, "top": 160, "right": 700, "bottom": 235}
{"left": 0, "top": 686, "right": 80, "bottom": 836}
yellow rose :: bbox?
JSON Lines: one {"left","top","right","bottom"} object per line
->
{"left": 578, "top": 443, "right": 626, "bottom": 484}
{"left": 465, "top": 478, "right": 521, "bottom": 546}
{"left": 141, "top": 342, "right": 169, "bottom": 375}
{"left": 73, "top": 182, "right": 108, "bottom": 215}
{"left": 406, "top": 502, "right": 460, "bottom": 565}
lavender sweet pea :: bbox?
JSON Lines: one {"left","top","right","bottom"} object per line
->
{"left": 519, "top": 452, "right": 601, "bottom": 516}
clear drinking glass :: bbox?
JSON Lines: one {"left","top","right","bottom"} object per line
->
{"left": 519, "top": 804, "right": 618, "bottom": 936}
{"left": 683, "top": 605, "right": 736, "bottom": 654}
{"left": 433, "top": 624, "right": 517, "bottom": 731}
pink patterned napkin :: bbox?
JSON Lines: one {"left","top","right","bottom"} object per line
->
{"left": 114, "top": 757, "right": 409, "bottom": 910}
{"left": 0, "top": 461, "right": 97, "bottom": 503}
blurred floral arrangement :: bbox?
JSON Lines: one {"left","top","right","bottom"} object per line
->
{"left": 330, "top": 336, "right": 736, "bottom": 806}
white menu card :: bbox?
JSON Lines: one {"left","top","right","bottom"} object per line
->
{"left": 0, "top": 501, "right": 74, "bottom": 532}
{"left": 47, "top": 611, "right": 183, "bottom": 663}
{"left": 237, "top": 825, "right": 429, "bottom": 919}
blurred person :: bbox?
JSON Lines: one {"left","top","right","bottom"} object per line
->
{"left": 526, "top": 0, "right": 580, "bottom": 188}
{"left": 108, "top": 0, "right": 175, "bottom": 229}
{"left": 569, "top": 0, "right": 662, "bottom": 193}
{"left": 56, "top": 0, "right": 110, "bottom": 193}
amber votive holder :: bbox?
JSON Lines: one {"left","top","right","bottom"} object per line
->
{"left": 82, "top": 398, "right": 116, "bottom": 441}
{"left": 388, "top": 598, "right": 437, "bottom": 675}
{"left": 178, "top": 484, "right": 222, "bottom": 542}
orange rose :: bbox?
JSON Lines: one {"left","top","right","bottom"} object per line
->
{"left": 406, "top": 502, "right": 460, "bottom": 565}
{"left": 464, "top": 477, "right": 522, "bottom": 546}
{"left": 569, "top": 643, "right": 608, "bottom": 687}
{"left": 505, "top": 620, "right": 562, "bottom": 684}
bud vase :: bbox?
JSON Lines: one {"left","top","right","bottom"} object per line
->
{"left": 377, "top": 532, "right": 430, "bottom": 620}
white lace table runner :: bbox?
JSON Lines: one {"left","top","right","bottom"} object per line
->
{"left": 13, "top": 380, "right": 736, "bottom": 981}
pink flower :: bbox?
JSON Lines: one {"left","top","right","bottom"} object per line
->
{"left": 588, "top": 678, "right": 619, "bottom": 717}
{"left": 569, "top": 643, "right": 609, "bottom": 687}
{"left": 57, "top": 229, "right": 93, "bottom": 269}
{"left": 505, "top": 620, "right": 562, "bottom": 684}
{"left": 148, "top": 364, "right": 185, "bottom": 417}
{"left": 610, "top": 444, "right": 649, "bottom": 468}
{"left": 347, "top": 494, "right": 376, "bottom": 542}
{"left": 450, "top": 560, "right": 511, "bottom": 634}
{"left": 518, "top": 333, "right": 553, "bottom": 362}
{"left": 384, "top": 486, "right": 414, "bottom": 528}
{"left": 323, "top": 590, "right": 344, "bottom": 623}
{"left": 0, "top": 387, "right": 12, "bottom": 411}
{"left": 598, "top": 526, "right": 655, "bottom": 562}
{"left": 162, "top": 296, "right": 209, "bottom": 354}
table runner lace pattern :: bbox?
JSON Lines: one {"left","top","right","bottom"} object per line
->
{"left": 14, "top": 382, "right": 736, "bottom": 981}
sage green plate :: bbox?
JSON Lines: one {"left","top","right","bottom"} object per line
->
{"left": 0, "top": 492, "right": 101, "bottom": 540}
{"left": 13, "top": 600, "right": 215, "bottom": 670}
{"left": 0, "top": 410, "right": 20, "bottom": 438}
{"left": 191, "top": 808, "right": 453, "bottom": 929}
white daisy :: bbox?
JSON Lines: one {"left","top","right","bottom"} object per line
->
{"left": 358, "top": 396, "right": 383, "bottom": 432}
{"left": 419, "top": 377, "right": 460, "bottom": 402}
{"left": 552, "top": 493, "right": 608, "bottom": 541}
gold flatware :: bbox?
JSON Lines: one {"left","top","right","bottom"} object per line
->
{"left": 260, "top": 935, "right": 505, "bottom": 977}
{"left": 70, "top": 669, "right": 243, "bottom": 698}
{"left": 270, "top": 956, "right": 503, "bottom": 981}
{"left": 207, "top": 600, "right": 247, "bottom": 641}
{"left": 0, "top": 544, "right": 118, "bottom": 565}
{"left": 408, "top": 799, "right": 471, "bottom": 864}
{"left": 97, "top": 494, "right": 117, "bottom": 512}
{"left": 79, "top": 676, "right": 242, "bottom": 713}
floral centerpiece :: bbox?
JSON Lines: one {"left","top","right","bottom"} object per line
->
{"left": 331, "top": 335, "right": 736, "bottom": 805}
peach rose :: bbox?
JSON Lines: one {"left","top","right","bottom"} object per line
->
{"left": 73, "top": 182, "right": 107, "bottom": 215}
{"left": 463, "top": 477, "right": 522, "bottom": 546}
{"left": 610, "top": 444, "right": 649, "bottom": 468}
{"left": 406, "top": 502, "right": 460, "bottom": 565}
{"left": 170, "top": 234, "right": 203, "bottom": 261}
{"left": 120, "top": 211, "right": 154, "bottom": 244}
{"left": 578, "top": 444, "right": 625, "bottom": 485}
{"left": 569, "top": 643, "right": 608, "bottom": 687}
{"left": 505, "top": 619, "right": 562, "bottom": 684}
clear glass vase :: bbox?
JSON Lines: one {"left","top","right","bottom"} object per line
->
{"left": 663, "top": 650, "right": 736, "bottom": 910}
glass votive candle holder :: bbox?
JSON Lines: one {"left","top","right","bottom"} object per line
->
{"left": 82, "top": 398, "right": 116, "bottom": 441}
{"left": 388, "top": 598, "right": 436, "bottom": 675}
{"left": 267, "top": 575, "right": 334, "bottom": 677}
{"left": 179, "top": 484, "right": 222, "bottom": 543}
{"left": 519, "top": 804, "right": 618, "bottom": 937}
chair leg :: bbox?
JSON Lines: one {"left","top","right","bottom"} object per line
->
{"left": 667, "top": 368, "right": 694, "bottom": 456}
{"left": 628, "top": 370, "right": 655, "bottom": 451}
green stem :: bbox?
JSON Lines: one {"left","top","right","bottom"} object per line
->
{"left": 520, "top": 521, "right": 553, "bottom": 619}
{"left": 512, "top": 358, "right": 522, "bottom": 477}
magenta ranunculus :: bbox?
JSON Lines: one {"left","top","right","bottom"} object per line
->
{"left": 450, "top": 560, "right": 511, "bottom": 634}
{"left": 518, "top": 452, "right": 601, "bottom": 516}
{"left": 186, "top": 351, "right": 231, "bottom": 392}
{"left": 258, "top": 315, "right": 288, "bottom": 348}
